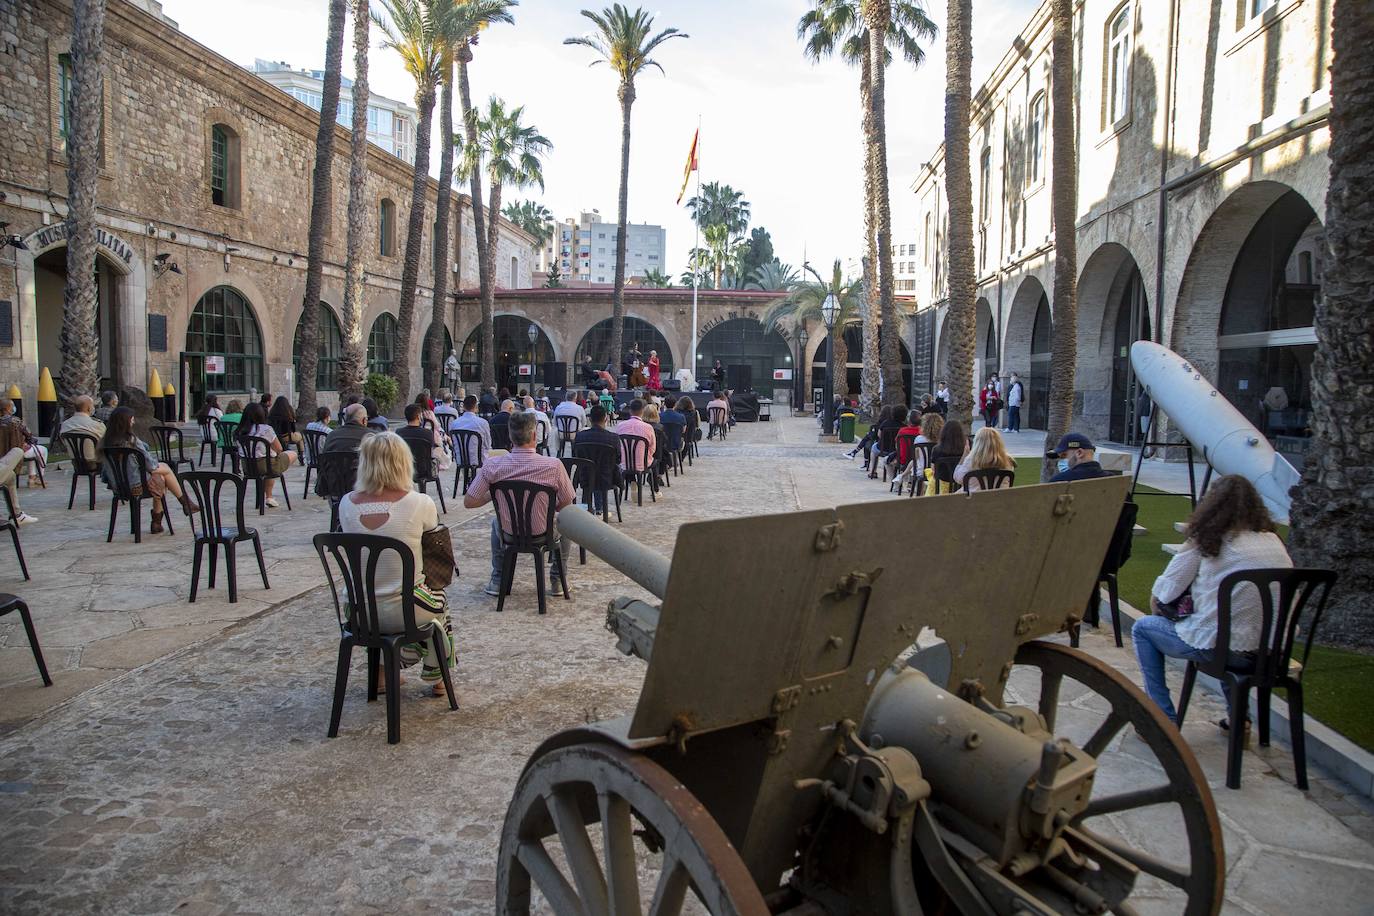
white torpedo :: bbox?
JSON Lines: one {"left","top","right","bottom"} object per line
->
{"left": 1130, "top": 339, "right": 1299, "bottom": 524}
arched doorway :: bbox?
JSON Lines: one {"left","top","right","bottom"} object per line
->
{"left": 461, "top": 315, "right": 554, "bottom": 392}
{"left": 184, "top": 286, "right": 265, "bottom": 410}
{"left": 33, "top": 248, "right": 124, "bottom": 389}
{"left": 1004, "top": 276, "right": 1050, "bottom": 429}
{"left": 1029, "top": 295, "right": 1052, "bottom": 430}
{"left": 421, "top": 322, "right": 455, "bottom": 390}
{"left": 976, "top": 297, "right": 998, "bottom": 384}
{"left": 698, "top": 317, "right": 792, "bottom": 397}
{"left": 575, "top": 317, "right": 675, "bottom": 378}
{"left": 1109, "top": 266, "right": 1150, "bottom": 443}
{"left": 367, "top": 313, "right": 398, "bottom": 377}
{"left": 293, "top": 302, "right": 343, "bottom": 392}
{"left": 811, "top": 326, "right": 914, "bottom": 404}
{"left": 1080, "top": 243, "right": 1152, "bottom": 444}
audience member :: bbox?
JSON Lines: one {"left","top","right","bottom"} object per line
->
{"left": 927, "top": 418, "right": 968, "bottom": 495}
{"left": 323, "top": 403, "right": 373, "bottom": 453}
{"left": 0, "top": 398, "right": 46, "bottom": 486}
{"left": 93, "top": 390, "right": 119, "bottom": 423}
{"left": 450, "top": 395, "right": 493, "bottom": 458}
{"left": 195, "top": 395, "right": 223, "bottom": 424}
{"left": 954, "top": 427, "right": 1016, "bottom": 491}
{"left": 101, "top": 407, "right": 199, "bottom": 532}
{"left": 221, "top": 399, "right": 244, "bottom": 428}
{"left": 553, "top": 391, "right": 587, "bottom": 453}
{"left": 1048, "top": 432, "right": 1107, "bottom": 482}
{"left": 268, "top": 396, "right": 303, "bottom": 450}
{"left": 60, "top": 395, "right": 106, "bottom": 468}
{"left": 706, "top": 391, "right": 730, "bottom": 439}
{"left": 522, "top": 395, "right": 551, "bottom": 451}
{"left": 490, "top": 399, "right": 514, "bottom": 450}
{"left": 306, "top": 406, "right": 332, "bottom": 434}
{"left": 642, "top": 402, "right": 668, "bottom": 477}
{"left": 398, "top": 402, "right": 448, "bottom": 471}
{"left": 434, "top": 389, "right": 459, "bottom": 426}
{"left": 573, "top": 405, "right": 622, "bottom": 513}
{"left": 615, "top": 398, "right": 656, "bottom": 473}
{"left": 237, "top": 402, "right": 297, "bottom": 508}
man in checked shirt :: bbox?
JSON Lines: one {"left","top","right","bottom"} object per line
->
{"left": 464, "top": 410, "right": 577, "bottom": 596}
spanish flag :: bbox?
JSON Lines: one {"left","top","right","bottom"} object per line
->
{"left": 675, "top": 128, "right": 698, "bottom": 205}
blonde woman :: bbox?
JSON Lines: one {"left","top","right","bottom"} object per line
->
{"left": 338, "top": 432, "right": 453, "bottom": 694}
{"left": 955, "top": 426, "right": 1016, "bottom": 491}
{"left": 642, "top": 402, "right": 669, "bottom": 477}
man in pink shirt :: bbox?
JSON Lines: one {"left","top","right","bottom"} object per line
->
{"left": 614, "top": 398, "right": 656, "bottom": 473}
{"left": 464, "top": 411, "right": 577, "bottom": 596}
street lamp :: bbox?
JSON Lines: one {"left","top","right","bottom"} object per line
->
{"left": 526, "top": 323, "right": 539, "bottom": 384}
{"left": 821, "top": 292, "right": 839, "bottom": 436}
{"left": 796, "top": 325, "right": 809, "bottom": 413}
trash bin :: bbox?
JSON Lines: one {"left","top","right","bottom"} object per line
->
{"left": 838, "top": 414, "right": 856, "bottom": 443}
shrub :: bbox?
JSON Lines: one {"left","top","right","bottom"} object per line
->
{"left": 364, "top": 372, "right": 399, "bottom": 414}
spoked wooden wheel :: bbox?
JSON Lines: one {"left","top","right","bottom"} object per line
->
{"left": 497, "top": 742, "right": 769, "bottom": 916}
{"left": 1012, "top": 641, "right": 1225, "bottom": 916}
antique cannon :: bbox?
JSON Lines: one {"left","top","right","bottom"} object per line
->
{"left": 496, "top": 477, "right": 1224, "bottom": 914}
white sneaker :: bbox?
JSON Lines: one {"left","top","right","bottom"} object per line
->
{"left": 484, "top": 580, "right": 502, "bottom": 597}
{"left": 265, "top": 497, "right": 279, "bottom": 508}
{"left": 14, "top": 512, "right": 36, "bottom": 526}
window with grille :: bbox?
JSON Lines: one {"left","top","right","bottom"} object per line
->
{"left": 1106, "top": 4, "right": 1132, "bottom": 126}
{"left": 186, "top": 286, "right": 264, "bottom": 394}
{"left": 293, "top": 302, "right": 344, "bottom": 390}
{"left": 368, "top": 313, "right": 398, "bottom": 376}
{"left": 1028, "top": 93, "right": 1046, "bottom": 185}
{"left": 211, "top": 125, "right": 228, "bottom": 206}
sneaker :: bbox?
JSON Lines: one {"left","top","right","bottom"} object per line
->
{"left": 265, "top": 497, "right": 279, "bottom": 508}
{"left": 483, "top": 579, "right": 502, "bottom": 597}
{"left": 14, "top": 513, "right": 36, "bottom": 526}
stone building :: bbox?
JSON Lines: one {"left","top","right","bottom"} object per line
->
{"left": 0, "top": 0, "right": 535, "bottom": 418}
{"left": 909, "top": 0, "right": 1331, "bottom": 458}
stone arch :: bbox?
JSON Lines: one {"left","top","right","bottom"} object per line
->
{"left": 184, "top": 284, "right": 267, "bottom": 407}
{"left": 293, "top": 301, "right": 344, "bottom": 392}
{"left": 573, "top": 315, "right": 676, "bottom": 378}
{"left": 975, "top": 297, "right": 997, "bottom": 380}
{"left": 1077, "top": 242, "right": 1151, "bottom": 442}
{"left": 459, "top": 314, "right": 556, "bottom": 390}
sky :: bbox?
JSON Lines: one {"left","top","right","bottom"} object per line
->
{"left": 159, "top": 0, "right": 1041, "bottom": 280}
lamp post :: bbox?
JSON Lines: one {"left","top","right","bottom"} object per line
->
{"left": 795, "top": 325, "right": 809, "bottom": 413}
{"left": 526, "top": 323, "right": 539, "bottom": 386}
{"left": 821, "top": 292, "right": 839, "bottom": 436}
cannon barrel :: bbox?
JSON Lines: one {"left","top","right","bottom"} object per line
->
{"left": 557, "top": 506, "right": 671, "bottom": 599}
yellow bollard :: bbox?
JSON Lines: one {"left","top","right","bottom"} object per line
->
{"left": 37, "top": 367, "right": 57, "bottom": 438}
{"left": 163, "top": 381, "right": 176, "bottom": 425}
{"left": 7, "top": 382, "right": 22, "bottom": 420}
{"left": 148, "top": 368, "right": 164, "bottom": 421}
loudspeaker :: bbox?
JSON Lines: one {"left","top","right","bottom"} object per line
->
{"left": 542, "top": 361, "right": 567, "bottom": 387}
{"left": 613, "top": 390, "right": 634, "bottom": 407}
{"left": 727, "top": 364, "right": 752, "bottom": 391}
{"left": 661, "top": 378, "right": 681, "bottom": 391}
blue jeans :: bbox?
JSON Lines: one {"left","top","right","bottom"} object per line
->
{"left": 1008, "top": 405, "right": 1021, "bottom": 432}
{"left": 489, "top": 516, "right": 566, "bottom": 585}
{"left": 1131, "top": 614, "right": 1213, "bottom": 720}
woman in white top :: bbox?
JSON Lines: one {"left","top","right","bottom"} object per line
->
{"left": 954, "top": 426, "right": 1016, "bottom": 491}
{"left": 235, "top": 402, "right": 297, "bottom": 508}
{"left": 1133, "top": 475, "right": 1292, "bottom": 721}
{"left": 338, "top": 432, "right": 451, "bottom": 693}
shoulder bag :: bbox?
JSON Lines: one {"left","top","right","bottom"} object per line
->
{"left": 421, "top": 525, "right": 458, "bottom": 591}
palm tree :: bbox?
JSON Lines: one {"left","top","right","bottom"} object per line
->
{"left": 764, "top": 260, "right": 862, "bottom": 399}
{"left": 1041, "top": 0, "right": 1078, "bottom": 479}
{"left": 679, "top": 248, "right": 712, "bottom": 289}
{"left": 746, "top": 259, "right": 801, "bottom": 292}
{"left": 686, "top": 181, "right": 751, "bottom": 288}
{"left": 799, "top": 0, "right": 936, "bottom": 414}
{"left": 941, "top": 0, "right": 977, "bottom": 426}
{"left": 566, "top": 5, "right": 687, "bottom": 380}
{"left": 502, "top": 199, "right": 555, "bottom": 247}
{"left": 58, "top": 0, "right": 107, "bottom": 405}
{"left": 373, "top": 0, "right": 450, "bottom": 402}
{"left": 338, "top": 0, "right": 372, "bottom": 399}
{"left": 1289, "top": 0, "right": 1374, "bottom": 647}
{"left": 461, "top": 97, "right": 551, "bottom": 384}
{"left": 296, "top": 0, "right": 347, "bottom": 417}
{"left": 642, "top": 268, "right": 672, "bottom": 288}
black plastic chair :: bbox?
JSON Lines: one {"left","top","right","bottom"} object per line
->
{"left": 661, "top": 419, "right": 686, "bottom": 478}
{"left": 198, "top": 416, "right": 219, "bottom": 467}
{"left": 965, "top": 468, "right": 1016, "bottom": 491}
{"left": 683, "top": 410, "right": 700, "bottom": 463}
{"left": 891, "top": 433, "right": 919, "bottom": 492}
{"left": 1176, "top": 568, "right": 1337, "bottom": 791}
{"left": 571, "top": 440, "right": 622, "bottom": 523}
{"left": 301, "top": 429, "right": 327, "bottom": 499}
{"left": 0, "top": 594, "right": 50, "bottom": 686}
{"left": 181, "top": 471, "right": 269, "bottom": 604}
{"left": 1082, "top": 499, "right": 1139, "bottom": 648}
{"left": 906, "top": 443, "right": 935, "bottom": 496}
{"left": 708, "top": 406, "right": 728, "bottom": 441}
{"left": 490, "top": 480, "right": 570, "bottom": 615}
{"left": 560, "top": 456, "right": 596, "bottom": 566}
{"left": 555, "top": 415, "right": 580, "bottom": 457}
{"left": 149, "top": 424, "right": 195, "bottom": 478}
{"left": 216, "top": 420, "right": 240, "bottom": 473}
{"left": 315, "top": 532, "right": 457, "bottom": 745}
{"left": 535, "top": 418, "right": 551, "bottom": 456}
{"left": 404, "top": 435, "right": 448, "bottom": 513}
{"left": 1, "top": 487, "right": 30, "bottom": 580}
{"left": 618, "top": 433, "right": 657, "bottom": 506}
{"left": 316, "top": 450, "right": 360, "bottom": 532}
{"left": 103, "top": 446, "right": 173, "bottom": 543}
{"left": 450, "top": 429, "right": 485, "bottom": 498}
{"left": 931, "top": 456, "right": 962, "bottom": 495}
{"left": 490, "top": 418, "right": 511, "bottom": 451}
{"left": 62, "top": 431, "right": 101, "bottom": 510}
{"left": 240, "top": 435, "right": 292, "bottom": 515}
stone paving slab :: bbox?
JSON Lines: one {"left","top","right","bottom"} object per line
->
{"left": 0, "top": 417, "right": 1369, "bottom": 913}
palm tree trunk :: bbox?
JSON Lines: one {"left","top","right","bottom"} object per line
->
{"left": 864, "top": 0, "right": 903, "bottom": 407}
{"left": 1289, "top": 0, "right": 1374, "bottom": 648}
{"left": 610, "top": 80, "right": 636, "bottom": 376}
{"left": 59, "top": 0, "right": 106, "bottom": 405}
{"left": 458, "top": 49, "right": 495, "bottom": 390}
{"left": 859, "top": 34, "right": 881, "bottom": 420}
{"left": 942, "top": 0, "right": 977, "bottom": 426}
{"left": 833, "top": 329, "right": 850, "bottom": 399}
{"left": 338, "top": 0, "right": 370, "bottom": 400}
{"left": 1041, "top": 0, "right": 1079, "bottom": 480}
{"left": 297, "top": 0, "right": 347, "bottom": 417}
{"left": 483, "top": 178, "right": 504, "bottom": 384}
{"left": 428, "top": 59, "right": 455, "bottom": 393}
{"left": 392, "top": 82, "right": 437, "bottom": 404}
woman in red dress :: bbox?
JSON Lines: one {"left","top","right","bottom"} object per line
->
{"left": 646, "top": 350, "right": 661, "bottom": 390}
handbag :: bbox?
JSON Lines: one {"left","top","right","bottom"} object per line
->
{"left": 1156, "top": 588, "right": 1194, "bottom": 621}
{"left": 421, "top": 525, "right": 458, "bottom": 591}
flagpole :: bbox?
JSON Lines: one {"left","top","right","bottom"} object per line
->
{"left": 690, "top": 114, "right": 701, "bottom": 385}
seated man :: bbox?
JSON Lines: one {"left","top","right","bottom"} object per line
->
{"left": 433, "top": 388, "right": 459, "bottom": 426}
{"left": 464, "top": 411, "right": 576, "bottom": 597}
{"left": 478, "top": 387, "right": 500, "bottom": 415}
{"left": 614, "top": 398, "right": 656, "bottom": 475}
{"left": 0, "top": 398, "right": 46, "bottom": 486}
{"left": 60, "top": 394, "right": 106, "bottom": 468}
{"left": 93, "top": 390, "right": 119, "bottom": 423}
{"left": 660, "top": 395, "right": 687, "bottom": 460}
{"left": 552, "top": 391, "right": 587, "bottom": 455}
{"left": 489, "top": 399, "right": 514, "bottom": 451}
{"left": 396, "top": 402, "right": 444, "bottom": 472}
{"left": 573, "top": 405, "right": 623, "bottom": 513}
{"left": 449, "top": 394, "right": 492, "bottom": 459}
{"left": 322, "top": 403, "right": 373, "bottom": 453}
{"left": 522, "top": 395, "right": 552, "bottom": 452}
{"left": 706, "top": 391, "right": 731, "bottom": 438}
{"left": 1048, "top": 432, "right": 1107, "bottom": 482}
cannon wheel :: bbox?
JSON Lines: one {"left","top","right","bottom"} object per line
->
{"left": 497, "top": 742, "right": 770, "bottom": 916}
{"left": 1013, "top": 641, "right": 1225, "bottom": 916}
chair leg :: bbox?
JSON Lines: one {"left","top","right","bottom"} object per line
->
{"left": 496, "top": 552, "right": 517, "bottom": 614}
{"left": 383, "top": 644, "right": 402, "bottom": 745}
{"left": 555, "top": 549, "right": 570, "bottom": 600}
{"left": 533, "top": 551, "right": 547, "bottom": 616}
{"left": 431, "top": 628, "right": 458, "bottom": 710}
{"left": 613, "top": 486, "right": 622, "bottom": 523}
{"left": 279, "top": 475, "right": 291, "bottom": 511}
{"left": 1288, "top": 682, "right": 1309, "bottom": 791}
{"left": 189, "top": 540, "right": 203, "bottom": 603}
{"left": 225, "top": 541, "right": 239, "bottom": 604}
{"left": 303, "top": 465, "right": 312, "bottom": 500}
{"left": 67, "top": 472, "right": 77, "bottom": 510}
{"left": 9, "top": 525, "right": 29, "bottom": 581}
{"left": 256, "top": 479, "right": 266, "bottom": 515}
{"left": 326, "top": 639, "right": 352, "bottom": 738}
{"left": 208, "top": 541, "right": 218, "bottom": 588}
{"left": 1224, "top": 683, "right": 1250, "bottom": 790}
{"left": 15, "top": 600, "right": 52, "bottom": 687}
{"left": 1107, "top": 574, "right": 1123, "bottom": 648}
{"left": 130, "top": 497, "right": 141, "bottom": 544}
{"left": 366, "top": 647, "right": 380, "bottom": 702}
{"left": 252, "top": 533, "right": 270, "bottom": 590}
{"left": 107, "top": 499, "right": 119, "bottom": 542}
{"left": 88, "top": 473, "right": 96, "bottom": 511}
{"left": 435, "top": 480, "right": 447, "bottom": 514}
{"left": 161, "top": 495, "right": 174, "bottom": 536}
{"left": 1176, "top": 663, "right": 1199, "bottom": 726}
{"left": 1257, "top": 687, "right": 1272, "bottom": 747}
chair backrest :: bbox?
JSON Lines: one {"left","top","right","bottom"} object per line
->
{"left": 560, "top": 456, "right": 596, "bottom": 509}
{"left": 180, "top": 470, "right": 248, "bottom": 541}
{"left": 420, "top": 417, "right": 437, "bottom": 434}
{"left": 149, "top": 424, "right": 187, "bottom": 464}
{"left": 896, "top": 432, "right": 918, "bottom": 464}
{"left": 1099, "top": 499, "right": 1139, "bottom": 575}
{"left": 240, "top": 435, "right": 277, "bottom": 478}
{"left": 216, "top": 420, "right": 238, "bottom": 449}
{"left": 709, "top": 406, "right": 727, "bottom": 426}
{"left": 451, "top": 429, "right": 485, "bottom": 469}
{"left": 316, "top": 450, "right": 360, "bottom": 499}
{"left": 404, "top": 435, "right": 435, "bottom": 480}
{"left": 314, "top": 532, "right": 425, "bottom": 644}
{"left": 966, "top": 468, "right": 1015, "bottom": 491}
{"left": 489, "top": 480, "right": 558, "bottom": 549}
{"left": 932, "top": 456, "right": 962, "bottom": 491}
{"left": 618, "top": 433, "right": 650, "bottom": 471}
{"left": 62, "top": 431, "right": 101, "bottom": 471}
{"left": 302, "top": 428, "right": 327, "bottom": 467}
{"left": 911, "top": 442, "right": 935, "bottom": 470}
{"left": 102, "top": 446, "right": 152, "bottom": 498}
{"left": 877, "top": 426, "right": 898, "bottom": 452}
{"left": 491, "top": 419, "right": 511, "bottom": 451}
{"left": 1211, "top": 567, "right": 1337, "bottom": 686}
{"left": 661, "top": 419, "right": 685, "bottom": 451}
{"left": 572, "top": 440, "right": 618, "bottom": 489}
{"left": 199, "top": 416, "right": 214, "bottom": 441}
{"left": 555, "top": 414, "right": 580, "bottom": 438}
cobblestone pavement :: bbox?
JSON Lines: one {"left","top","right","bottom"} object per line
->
{"left": 1, "top": 417, "right": 1370, "bottom": 913}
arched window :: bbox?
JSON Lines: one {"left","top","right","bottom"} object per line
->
{"left": 421, "top": 323, "right": 455, "bottom": 386}
{"left": 210, "top": 123, "right": 241, "bottom": 208}
{"left": 575, "top": 317, "right": 673, "bottom": 377}
{"left": 979, "top": 147, "right": 992, "bottom": 223}
{"left": 460, "top": 316, "right": 553, "bottom": 387}
{"left": 368, "top": 313, "right": 398, "bottom": 376}
{"left": 510, "top": 255, "right": 519, "bottom": 288}
{"left": 1029, "top": 293, "right": 1052, "bottom": 429}
{"left": 1105, "top": 4, "right": 1133, "bottom": 126}
{"left": 379, "top": 198, "right": 396, "bottom": 257}
{"left": 1027, "top": 93, "right": 1046, "bottom": 186}
{"left": 293, "top": 302, "right": 344, "bottom": 390}
{"left": 186, "top": 286, "right": 263, "bottom": 395}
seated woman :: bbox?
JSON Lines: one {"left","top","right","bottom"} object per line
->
{"left": 306, "top": 406, "right": 332, "bottom": 434}
{"left": 954, "top": 427, "right": 1016, "bottom": 491}
{"left": 268, "top": 396, "right": 304, "bottom": 451}
{"left": 926, "top": 419, "right": 968, "bottom": 495}
{"left": 885, "top": 409, "right": 924, "bottom": 480}
{"left": 195, "top": 395, "right": 224, "bottom": 424}
{"left": 100, "top": 407, "right": 200, "bottom": 532}
{"left": 1133, "top": 475, "right": 1292, "bottom": 722}
{"left": 338, "top": 432, "right": 452, "bottom": 694}
{"left": 0, "top": 398, "right": 47, "bottom": 486}
{"left": 893, "top": 412, "right": 942, "bottom": 491}
{"left": 642, "top": 402, "right": 669, "bottom": 478}
{"left": 236, "top": 402, "right": 297, "bottom": 508}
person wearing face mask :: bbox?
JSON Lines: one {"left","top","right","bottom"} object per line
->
{"left": 1004, "top": 372, "right": 1024, "bottom": 433}
{"left": 1048, "top": 432, "right": 1107, "bottom": 482}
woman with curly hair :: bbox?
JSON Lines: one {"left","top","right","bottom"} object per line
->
{"left": 1133, "top": 475, "right": 1292, "bottom": 721}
